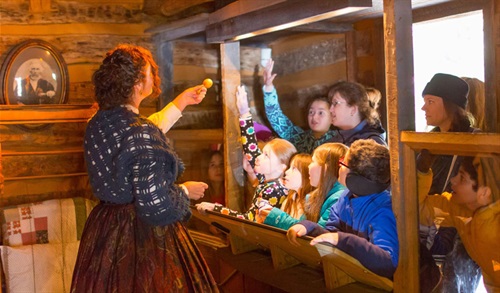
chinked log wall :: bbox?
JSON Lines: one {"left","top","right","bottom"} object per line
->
{"left": 0, "top": 0, "right": 381, "bottom": 205}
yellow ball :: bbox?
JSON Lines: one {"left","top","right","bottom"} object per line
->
{"left": 203, "top": 78, "right": 213, "bottom": 89}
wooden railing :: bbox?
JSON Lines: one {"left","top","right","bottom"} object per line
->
{"left": 191, "top": 207, "right": 393, "bottom": 292}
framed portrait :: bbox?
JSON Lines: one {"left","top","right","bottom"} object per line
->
{"left": 0, "top": 39, "right": 69, "bottom": 105}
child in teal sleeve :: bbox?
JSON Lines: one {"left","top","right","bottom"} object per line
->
{"left": 261, "top": 143, "right": 348, "bottom": 229}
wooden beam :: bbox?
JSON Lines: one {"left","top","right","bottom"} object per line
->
{"left": 148, "top": 13, "right": 209, "bottom": 42}
{"left": 346, "top": 30, "right": 357, "bottom": 82}
{"left": 383, "top": 0, "right": 419, "bottom": 292}
{"left": 0, "top": 23, "right": 150, "bottom": 36}
{"left": 160, "top": 0, "right": 213, "bottom": 17}
{"left": 286, "top": 22, "right": 353, "bottom": 34}
{"left": 0, "top": 105, "right": 96, "bottom": 124}
{"left": 401, "top": 132, "right": 500, "bottom": 156}
{"left": 412, "top": 0, "right": 486, "bottom": 23}
{"left": 483, "top": 0, "right": 499, "bottom": 132}
{"left": 208, "top": 0, "right": 287, "bottom": 24}
{"left": 206, "top": 0, "right": 372, "bottom": 43}
{"left": 220, "top": 42, "right": 244, "bottom": 211}
{"left": 3, "top": 173, "right": 88, "bottom": 181}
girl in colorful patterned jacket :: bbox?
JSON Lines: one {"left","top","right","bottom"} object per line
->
{"left": 262, "top": 59, "right": 336, "bottom": 154}
{"left": 196, "top": 85, "right": 297, "bottom": 221}
{"left": 259, "top": 143, "right": 347, "bottom": 230}
{"left": 286, "top": 139, "right": 398, "bottom": 279}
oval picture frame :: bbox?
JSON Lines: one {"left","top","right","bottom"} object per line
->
{"left": 0, "top": 39, "right": 69, "bottom": 106}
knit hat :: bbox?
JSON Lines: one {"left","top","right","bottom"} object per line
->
{"left": 254, "top": 121, "right": 274, "bottom": 142}
{"left": 422, "top": 73, "right": 469, "bottom": 109}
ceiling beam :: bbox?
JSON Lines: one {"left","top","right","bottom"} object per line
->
{"left": 205, "top": 0, "right": 371, "bottom": 43}
{"left": 208, "top": 0, "right": 287, "bottom": 24}
{"left": 146, "top": 13, "right": 209, "bottom": 42}
{"left": 160, "top": 0, "right": 213, "bottom": 17}
{"left": 288, "top": 22, "right": 353, "bottom": 34}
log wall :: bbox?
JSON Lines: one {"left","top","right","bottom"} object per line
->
{"left": 0, "top": 106, "right": 96, "bottom": 207}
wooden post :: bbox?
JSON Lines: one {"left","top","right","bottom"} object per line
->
{"left": 383, "top": 0, "right": 419, "bottom": 292}
{"left": 220, "top": 42, "right": 245, "bottom": 211}
{"left": 483, "top": 0, "right": 499, "bottom": 132}
{"left": 0, "top": 143, "right": 3, "bottom": 199}
{"left": 345, "top": 30, "right": 357, "bottom": 82}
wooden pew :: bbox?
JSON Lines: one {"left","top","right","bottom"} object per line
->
{"left": 191, "top": 207, "right": 393, "bottom": 292}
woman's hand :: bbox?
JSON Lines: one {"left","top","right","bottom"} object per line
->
{"left": 286, "top": 224, "right": 307, "bottom": 246}
{"left": 196, "top": 202, "right": 216, "bottom": 214}
{"left": 173, "top": 85, "right": 207, "bottom": 111}
{"left": 310, "top": 232, "right": 339, "bottom": 246}
{"left": 263, "top": 59, "right": 277, "bottom": 92}
{"left": 236, "top": 85, "right": 250, "bottom": 117}
{"left": 181, "top": 181, "right": 208, "bottom": 200}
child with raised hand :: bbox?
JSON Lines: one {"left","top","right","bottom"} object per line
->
{"left": 287, "top": 139, "right": 397, "bottom": 279}
{"left": 418, "top": 152, "right": 500, "bottom": 291}
{"left": 196, "top": 85, "right": 297, "bottom": 221}
{"left": 260, "top": 143, "right": 347, "bottom": 230}
{"left": 263, "top": 59, "right": 336, "bottom": 154}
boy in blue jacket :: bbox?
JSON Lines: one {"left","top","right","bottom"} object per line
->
{"left": 286, "top": 139, "right": 398, "bottom": 279}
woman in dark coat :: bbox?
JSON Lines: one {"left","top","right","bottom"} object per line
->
{"left": 71, "top": 44, "right": 218, "bottom": 292}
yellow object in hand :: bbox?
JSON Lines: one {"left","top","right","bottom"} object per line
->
{"left": 203, "top": 78, "right": 213, "bottom": 89}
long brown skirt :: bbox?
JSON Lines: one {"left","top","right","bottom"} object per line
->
{"left": 71, "top": 203, "right": 218, "bottom": 292}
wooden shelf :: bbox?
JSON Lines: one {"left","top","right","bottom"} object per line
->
{"left": 0, "top": 104, "right": 96, "bottom": 125}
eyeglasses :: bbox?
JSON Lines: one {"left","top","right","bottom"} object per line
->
{"left": 338, "top": 157, "right": 349, "bottom": 169}
{"left": 332, "top": 100, "right": 346, "bottom": 107}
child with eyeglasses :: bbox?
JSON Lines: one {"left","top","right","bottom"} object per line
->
{"left": 287, "top": 139, "right": 398, "bottom": 279}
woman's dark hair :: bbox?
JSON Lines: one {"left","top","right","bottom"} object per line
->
{"left": 442, "top": 99, "right": 475, "bottom": 132}
{"left": 328, "top": 81, "right": 380, "bottom": 125}
{"left": 306, "top": 96, "right": 331, "bottom": 112}
{"left": 93, "top": 44, "right": 161, "bottom": 110}
{"left": 348, "top": 139, "right": 390, "bottom": 185}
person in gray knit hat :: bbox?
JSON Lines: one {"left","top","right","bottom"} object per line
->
{"left": 422, "top": 73, "right": 469, "bottom": 109}
{"left": 420, "top": 73, "right": 477, "bottom": 194}
{"left": 418, "top": 73, "right": 482, "bottom": 292}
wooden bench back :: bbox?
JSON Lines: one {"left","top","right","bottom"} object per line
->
{"left": 191, "top": 207, "right": 393, "bottom": 291}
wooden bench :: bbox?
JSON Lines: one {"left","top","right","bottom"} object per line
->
{"left": 191, "top": 207, "right": 393, "bottom": 292}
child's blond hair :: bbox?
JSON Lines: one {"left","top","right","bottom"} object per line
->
{"left": 305, "top": 143, "right": 348, "bottom": 222}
